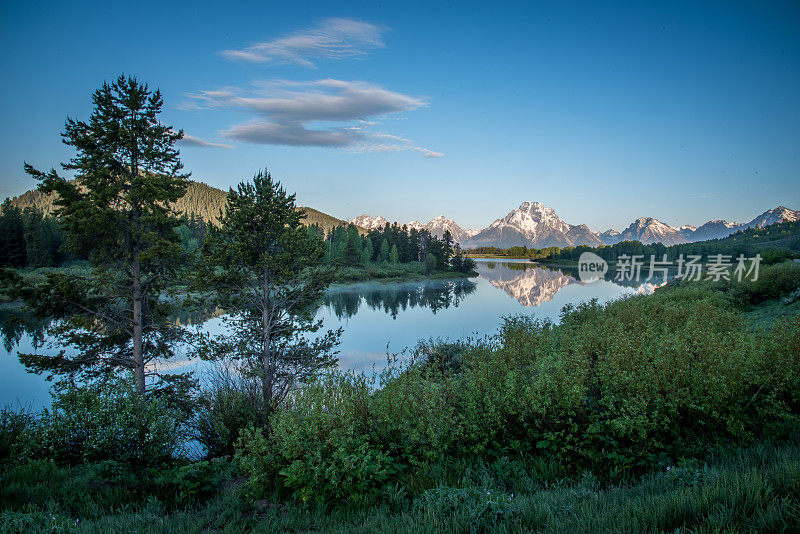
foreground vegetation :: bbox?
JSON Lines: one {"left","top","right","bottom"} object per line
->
{"left": 2, "top": 262, "right": 799, "bottom": 532}
{"left": 1, "top": 440, "right": 797, "bottom": 533}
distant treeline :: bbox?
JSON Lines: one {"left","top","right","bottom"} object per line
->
{"left": 0, "top": 201, "right": 65, "bottom": 268}
{"left": 1, "top": 199, "right": 476, "bottom": 275}
{"left": 466, "top": 220, "right": 800, "bottom": 264}
{"left": 320, "top": 222, "right": 475, "bottom": 273}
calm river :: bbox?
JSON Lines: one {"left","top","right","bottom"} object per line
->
{"left": 0, "top": 259, "right": 667, "bottom": 408}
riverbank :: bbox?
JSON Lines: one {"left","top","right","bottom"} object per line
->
{"left": 331, "top": 262, "right": 477, "bottom": 284}
{"left": 465, "top": 253, "right": 531, "bottom": 260}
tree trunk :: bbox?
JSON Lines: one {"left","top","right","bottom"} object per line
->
{"left": 130, "top": 129, "right": 145, "bottom": 393}
{"left": 261, "top": 272, "right": 273, "bottom": 410}
{"left": 132, "top": 249, "right": 145, "bottom": 393}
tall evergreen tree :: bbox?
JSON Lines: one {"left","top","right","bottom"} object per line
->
{"left": 441, "top": 230, "right": 455, "bottom": 269}
{"left": 344, "top": 225, "right": 362, "bottom": 266}
{"left": 14, "top": 75, "right": 191, "bottom": 395}
{"left": 361, "top": 237, "right": 374, "bottom": 266}
{"left": 380, "top": 238, "right": 390, "bottom": 263}
{"left": 194, "top": 170, "right": 340, "bottom": 412}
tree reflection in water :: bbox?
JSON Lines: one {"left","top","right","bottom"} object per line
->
{"left": 322, "top": 279, "right": 477, "bottom": 320}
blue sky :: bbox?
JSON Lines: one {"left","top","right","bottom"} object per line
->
{"left": 1, "top": 0, "right": 798, "bottom": 231}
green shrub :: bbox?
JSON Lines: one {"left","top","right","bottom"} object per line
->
{"left": 739, "top": 261, "right": 800, "bottom": 303}
{"left": 37, "top": 380, "right": 188, "bottom": 465}
{"left": 0, "top": 405, "right": 36, "bottom": 463}
{"left": 237, "top": 373, "right": 403, "bottom": 506}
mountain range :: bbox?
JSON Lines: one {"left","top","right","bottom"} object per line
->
{"left": 351, "top": 204, "right": 800, "bottom": 248}
{"left": 5, "top": 180, "right": 797, "bottom": 249}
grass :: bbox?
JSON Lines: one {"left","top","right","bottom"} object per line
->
{"left": 744, "top": 296, "right": 800, "bottom": 327}
{"left": 1, "top": 441, "right": 797, "bottom": 533}
{"left": 332, "top": 262, "right": 476, "bottom": 284}
{"left": 5, "top": 261, "right": 93, "bottom": 287}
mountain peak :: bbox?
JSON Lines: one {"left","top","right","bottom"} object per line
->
{"left": 349, "top": 214, "right": 389, "bottom": 231}
{"left": 468, "top": 201, "right": 602, "bottom": 248}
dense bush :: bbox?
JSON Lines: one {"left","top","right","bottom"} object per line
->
{"left": 237, "top": 278, "right": 800, "bottom": 504}
{"left": 1, "top": 381, "right": 189, "bottom": 466}
{"left": 740, "top": 261, "right": 800, "bottom": 303}
{"left": 194, "top": 363, "right": 270, "bottom": 458}
{"left": 39, "top": 381, "right": 188, "bottom": 465}
{"left": 0, "top": 405, "right": 36, "bottom": 464}
{"left": 237, "top": 373, "right": 403, "bottom": 506}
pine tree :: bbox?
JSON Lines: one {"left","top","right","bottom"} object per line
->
{"left": 361, "top": 237, "right": 373, "bottom": 266}
{"left": 441, "top": 230, "right": 455, "bottom": 269}
{"left": 389, "top": 244, "right": 399, "bottom": 265}
{"left": 380, "top": 238, "right": 390, "bottom": 263}
{"left": 17, "top": 75, "right": 191, "bottom": 395}
{"left": 344, "top": 225, "right": 362, "bottom": 266}
{"left": 194, "top": 170, "right": 341, "bottom": 411}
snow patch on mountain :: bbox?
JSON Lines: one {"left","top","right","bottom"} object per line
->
{"left": 617, "top": 217, "right": 688, "bottom": 246}
{"left": 349, "top": 214, "right": 389, "bottom": 231}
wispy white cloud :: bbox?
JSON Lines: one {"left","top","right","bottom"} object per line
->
{"left": 220, "top": 18, "right": 386, "bottom": 67}
{"left": 185, "top": 79, "right": 442, "bottom": 157}
{"left": 178, "top": 134, "right": 234, "bottom": 149}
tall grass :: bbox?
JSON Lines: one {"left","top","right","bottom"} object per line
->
{"left": 1, "top": 441, "right": 797, "bottom": 533}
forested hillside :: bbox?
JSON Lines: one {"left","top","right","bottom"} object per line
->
{"left": 3, "top": 179, "right": 359, "bottom": 235}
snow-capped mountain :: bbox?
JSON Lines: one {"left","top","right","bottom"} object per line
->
{"left": 617, "top": 217, "right": 689, "bottom": 246}
{"left": 349, "top": 214, "right": 476, "bottom": 243}
{"left": 349, "top": 214, "right": 390, "bottom": 231}
{"left": 686, "top": 220, "right": 738, "bottom": 241}
{"left": 599, "top": 229, "right": 622, "bottom": 245}
{"left": 673, "top": 207, "right": 799, "bottom": 242}
{"left": 741, "top": 206, "right": 799, "bottom": 229}
{"left": 422, "top": 215, "right": 474, "bottom": 244}
{"left": 464, "top": 201, "right": 603, "bottom": 248}
{"left": 678, "top": 225, "right": 698, "bottom": 240}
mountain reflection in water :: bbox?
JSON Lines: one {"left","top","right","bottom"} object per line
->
{"left": 476, "top": 262, "right": 577, "bottom": 307}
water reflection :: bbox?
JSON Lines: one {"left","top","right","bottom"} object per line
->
{"left": 0, "top": 307, "right": 49, "bottom": 353}
{"left": 322, "top": 278, "right": 477, "bottom": 320}
{"left": 476, "top": 262, "right": 576, "bottom": 307}
{"left": 0, "top": 262, "right": 672, "bottom": 351}
{"left": 2, "top": 260, "right": 673, "bottom": 406}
